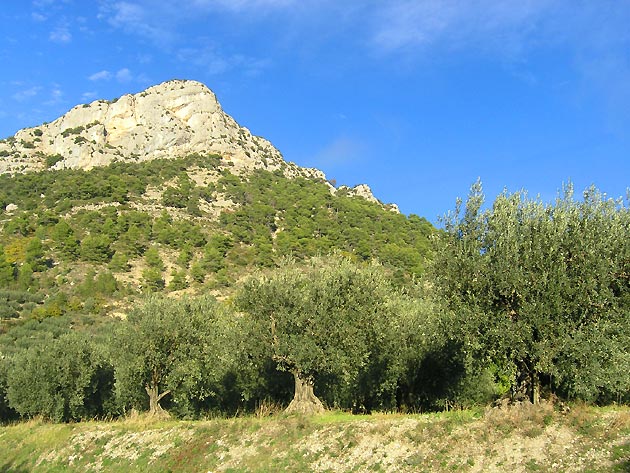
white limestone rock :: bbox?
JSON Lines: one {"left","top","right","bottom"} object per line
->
{"left": 0, "top": 79, "right": 386, "bottom": 208}
{"left": 0, "top": 80, "right": 284, "bottom": 174}
{"left": 335, "top": 183, "right": 399, "bottom": 213}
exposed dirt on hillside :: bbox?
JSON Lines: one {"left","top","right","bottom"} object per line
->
{"left": 1, "top": 404, "right": 628, "bottom": 472}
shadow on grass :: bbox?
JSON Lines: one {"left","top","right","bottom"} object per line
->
{"left": 0, "top": 461, "right": 31, "bottom": 473}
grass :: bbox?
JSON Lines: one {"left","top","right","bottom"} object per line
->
{"left": 0, "top": 403, "right": 628, "bottom": 472}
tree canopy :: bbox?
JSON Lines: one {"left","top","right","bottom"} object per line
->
{"left": 0, "top": 173, "right": 628, "bottom": 424}
{"left": 432, "top": 181, "right": 630, "bottom": 403}
{"left": 235, "top": 255, "right": 416, "bottom": 413}
{"left": 5, "top": 331, "right": 114, "bottom": 422}
{"left": 112, "top": 294, "right": 240, "bottom": 417}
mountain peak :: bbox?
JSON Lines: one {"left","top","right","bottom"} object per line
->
{"left": 148, "top": 78, "right": 212, "bottom": 91}
{"left": 0, "top": 80, "right": 393, "bottom": 208}
{"left": 0, "top": 79, "right": 286, "bottom": 175}
{"left": 142, "top": 79, "right": 219, "bottom": 108}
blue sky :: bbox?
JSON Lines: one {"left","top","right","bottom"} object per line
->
{"left": 1, "top": 1, "right": 629, "bottom": 222}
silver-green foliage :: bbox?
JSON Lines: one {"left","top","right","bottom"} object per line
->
{"left": 235, "top": 255, "right": 418, "bottom": 410}
{"left": 433, "top": 181, "right": 630, "bottom": 402}
{"left": 112, "top": 295, "right": 241, "bottom": 417}
{"left": 6, "top": 332, "right": 114, "bottom": 422}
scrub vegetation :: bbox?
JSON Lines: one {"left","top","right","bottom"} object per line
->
{"left": 0, "top": 154, "right": 628, "bottom": 471}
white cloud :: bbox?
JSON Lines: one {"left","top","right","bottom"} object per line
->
{"left": 32, "top": 0, "right": 60, "bottom": 7}
{"left": 137, "top": 53, "right": 153, "bottom": 64}
{"left": 49, "top": 25, "right": 72, "bottom": 43}
{"left": 177, "top": 47, "right": 227, "bottom": 74}
{"left": 135, "top": 73, "right": 153, "bottom": 86}
{"left": 177, "top": 45, "right": 270, "bottom": 76}
{"left": 88, "top": 68, "right": 143, "bottom": 84}
{"left": 367, "top": 0, "right": 630, "bottom": 119}
{"left": 44, "top": 86, "right": 64, "bottom": 106}
{"left": 106, "top": 2, "right": 143, "bottom": 26}
{"left": 312, "top": 136, "right": 366, "bottom": 168}
{"left": 81, "top": 91, "right": 99, "bottom": 102}
{"left": 89, "top": 70, "right": 112, "bottom": 81}
{"left": 371, "top": 0, "right": 557, "bottom": 55}
{"left": 116, "top": 68, "right": 133, "bottom": 82}
{"left": 98, "top": 0, "right": 298, "bottom": 45}
{"left": 190, "top": 0, "right": 296, "bottom": 12}
{"left": 31, "top": 12, "right": 47, "bottom": 22}
{"left": 369, "top": 0, "right": 630, "bottom": 68}
{"left": 95, "top": 0, "right": 630, "bottom": 117}
{"left": 12, "top": 86, "right": 42, "bottom": 102}
{"left": 99, "top": 1, "right": 173, "bottom": 44}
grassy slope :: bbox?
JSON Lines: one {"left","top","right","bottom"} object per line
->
{"left": 0, "top": 404, "right": 628, "bottom": 472}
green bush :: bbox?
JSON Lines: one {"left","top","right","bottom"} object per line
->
{"left": 6, "top": 332, "right": 116, "bottom": 422}
{"left": 80, "top": 235, "right": 113, "bottom": 263}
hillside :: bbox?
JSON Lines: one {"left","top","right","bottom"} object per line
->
{"left": 0, "top": 156, "right": 432, "bottom": 324}
{"left": 1, "top": 404, "right": 628, "bottom": 472}
{"left": 0, "top": 81, "right": 433, "bottom": 327}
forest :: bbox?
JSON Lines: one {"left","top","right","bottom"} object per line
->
{"left": 0, "top": 154, "right": 628, "bottom": 423}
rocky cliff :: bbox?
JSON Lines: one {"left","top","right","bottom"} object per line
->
{"left": 0, "top": 79, "right": 389, "bottom": 207}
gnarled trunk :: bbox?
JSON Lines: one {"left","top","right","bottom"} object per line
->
{"left": 145, "top": 382, "right": 170, "bottom": 416}
{"left": 531, "top": 371, "right": 541, "bottom": 405}
{"left": 285, "top": 372, "right": 325, "bottom": 414}
{"left": 514, "top": 360, "right": 541, "bottom": 405}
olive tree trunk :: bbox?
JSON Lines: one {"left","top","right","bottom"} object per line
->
{"left": 514, "top": 361, "right": 541, "bottom": 405}
{"left": 145, "top": 383, "right": 170, "bottom": 416}
{"left": 285, "top": 372, "right": 325, "bottom": 414}
{"left": 531, "top": 371, "right": 541, "bottom": 405}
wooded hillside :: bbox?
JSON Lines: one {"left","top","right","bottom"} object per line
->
{"left": 0, "top": 163, "right": 628, "bottom": 423}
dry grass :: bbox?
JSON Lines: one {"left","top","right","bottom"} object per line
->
{"left": 253, "top": 398, "right": 285, "bottom": 418}
{"left": 0, "top": 403, "right": 628, "bottom": 472}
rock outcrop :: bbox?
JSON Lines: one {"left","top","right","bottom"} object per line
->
{"left": 1, "top": 80, "right": 295, "bottom": 174}
{"left": 338, "top": 184, "right": 400, "bottom": 212}
{"left": 0, "top": 79, "right": 392, "bottom": 208}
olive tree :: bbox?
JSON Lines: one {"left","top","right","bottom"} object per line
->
{"left": 432, "top": 181, "right": 630, "bottom": 403}
{"left": 112, "top": 295, "right": 239, "bottom": 417}
{"left": 5, "top": 332, "right": 115, "bottom": 422}
{"left": 235, "top": 255, "right": 407, "bottom": 414}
